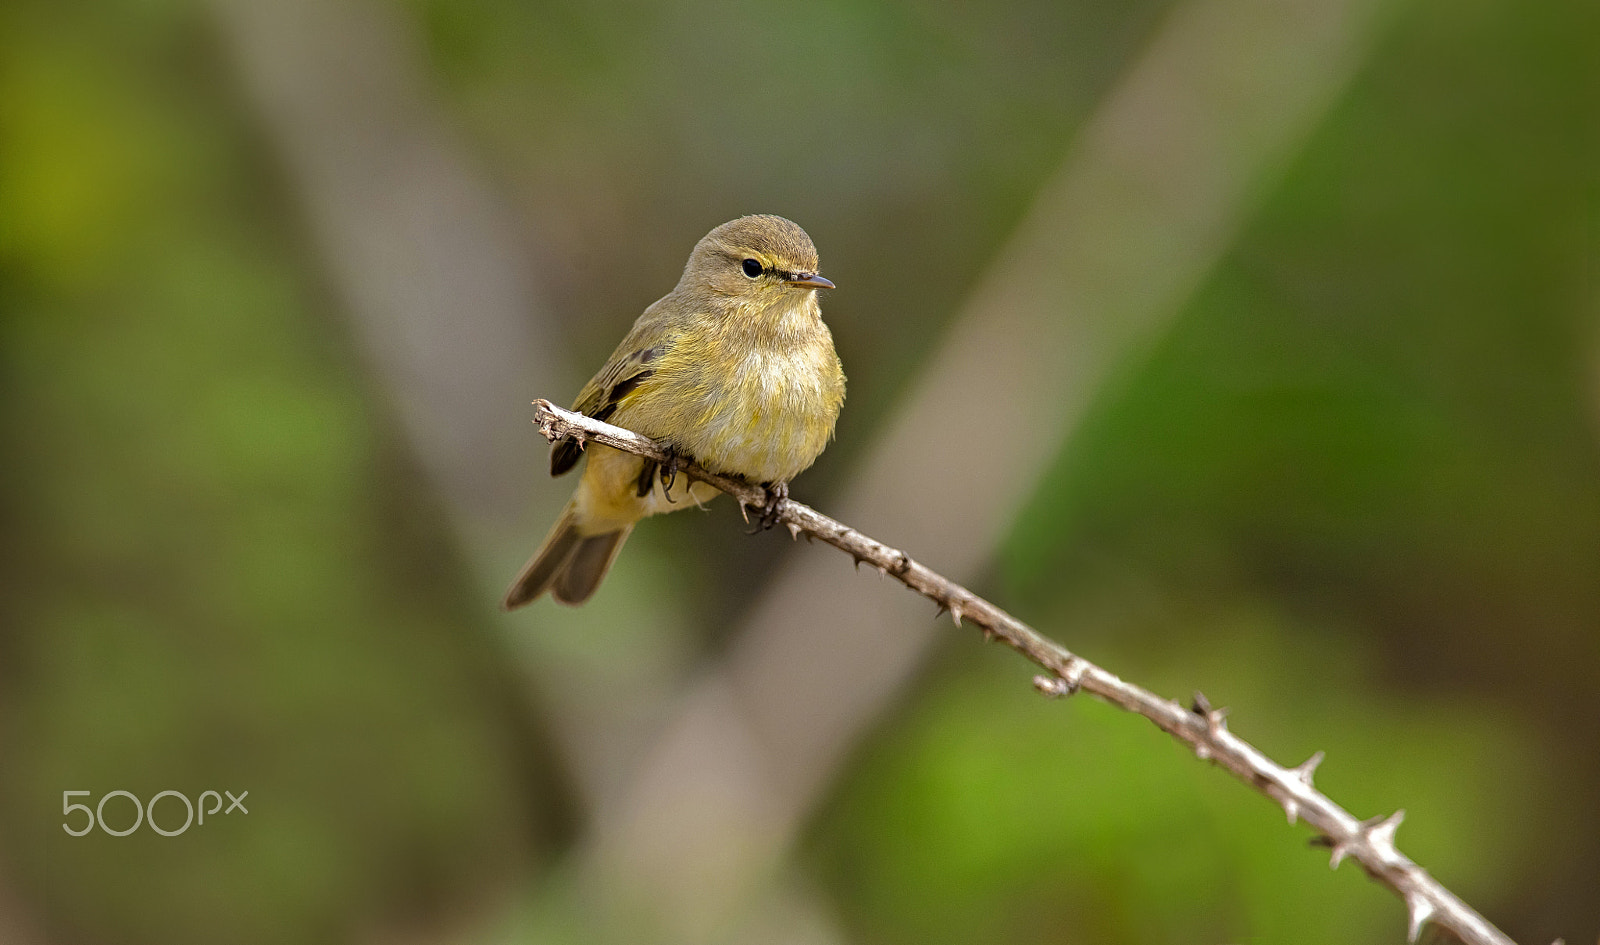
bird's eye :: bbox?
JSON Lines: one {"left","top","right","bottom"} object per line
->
{"left": 741, "top": 258, "right": 763, "bottom": 279}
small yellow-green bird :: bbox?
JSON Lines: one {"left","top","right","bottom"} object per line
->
{"left": 502, "top": 214, "right": 846, "bottom": 608}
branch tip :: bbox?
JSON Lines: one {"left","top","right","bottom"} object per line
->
{"left": 515, "top": 400, "right": 1520, "bottom": 945}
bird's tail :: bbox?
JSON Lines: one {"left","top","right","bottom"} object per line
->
{"left": 501, "top": 501, "right": 633, "bottom": 609}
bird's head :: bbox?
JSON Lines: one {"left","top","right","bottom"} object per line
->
{"left": 681, "top": 215, "right": 835, "bottom": 309}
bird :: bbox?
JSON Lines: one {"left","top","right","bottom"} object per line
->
{"left": 502, "top": 214, "right": 846, "bottom": 608}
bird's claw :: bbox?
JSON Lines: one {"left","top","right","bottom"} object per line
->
{"left": 758, "top": 481, "right": 788, "bottom": 530}
{"left": 660, "top": 447, "right": 685, "bottom": 494}
{"left": 636, "top": 446, "right": 690, "bottom": 501}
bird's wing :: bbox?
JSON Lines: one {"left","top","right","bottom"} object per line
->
{"left": 551, "top": 340, "right": 667, "bottom": 476}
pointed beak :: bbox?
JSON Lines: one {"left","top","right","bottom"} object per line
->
{"left": 785, "top": 272, "right": 835, "bottom": 290}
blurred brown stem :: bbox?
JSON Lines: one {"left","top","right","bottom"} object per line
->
{"left": 531, "top": 398, "right": 1518, "bottom": 945}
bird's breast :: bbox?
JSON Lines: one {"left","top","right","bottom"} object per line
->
{"left": 638, "top": 334, "right": 843, "bottom": 484}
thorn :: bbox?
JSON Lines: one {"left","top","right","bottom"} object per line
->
{"left": 851, "top": 554, "right": 864, "bottom": 570}
{"left": 737, "top": 498, "right": 751, "bottom": 524}
{"left": 786, "top": 522, "right": 802, "bottom": 540}
{"left": 1190, "top": 691, "right": 1212, "bottom": 715}
{"left": 1292, "top": 751, "right": 1324, "bottom": 788}
{"left": 1327, "top": 841, "right": 1350, "bottom": 869}
{"left": 934, "top": 602, "right": 948, "bottom": 619}
{"left": 1194, "top": 744, "right": 1212, "bottom": 761}
{"left": 949, "top": 603, "right": 964, "bottom": 626}
{"left": 1282, "top": 799, "right": 1300, "bottom": 825}
{"left": 1365, "top": 810, "right": 1406, "bottom": 862}
{"left": 876, "top": 564, "right": 888, "bottom": 578}
{"left": 1205, "top": 706, "right": 1230, "bottom": 734}
{"left": 980, "top": 626, "right": 995, "bottom": 643}
{"left": 1404, "top": 891, "right": 1435, "bottom": 943}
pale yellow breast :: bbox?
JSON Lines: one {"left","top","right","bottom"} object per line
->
{"left": 617, "top": 328, "right": 844, "bottom": 486}
{"left": 683, "top": 342, "right": 840, "bottom": 483}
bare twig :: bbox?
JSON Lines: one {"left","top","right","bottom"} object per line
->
{"left": 577, "top": 0, "right": 1413, "bottom": 938}
{"left": 532, "top": 399, "right": 1517, "bottom": 945}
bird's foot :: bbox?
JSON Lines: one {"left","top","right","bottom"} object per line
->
{"left": 638, "top": 446, "right": 691, "bottom": 501}
{"left": 658, "top": 446, "right": 691, "bottom": 502}
{"left": 758, "top": 480, "right": 788, "bottom": 530}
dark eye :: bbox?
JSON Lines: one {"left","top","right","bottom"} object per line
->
{"left": 741, "top": 258, "right": 763, "bottom": 278}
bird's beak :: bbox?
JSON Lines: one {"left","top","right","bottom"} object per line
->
{"left": 785, "top": 272, "right": 835, "bottom": 290}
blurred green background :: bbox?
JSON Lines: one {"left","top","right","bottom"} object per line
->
{"left": 1, "top": 0, "right": 1595, "bottom": 943}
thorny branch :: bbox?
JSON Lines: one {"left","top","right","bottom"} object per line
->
{"left": 530, "top": 399, "right": 1519, "bottom": 945}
